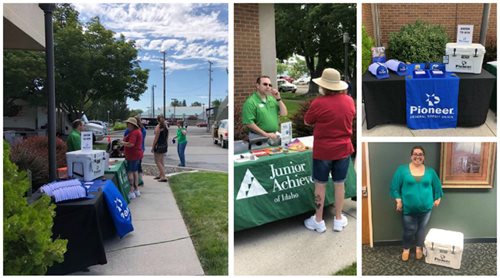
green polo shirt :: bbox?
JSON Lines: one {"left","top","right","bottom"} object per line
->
{"left": 66, "top": 129, "right": 81, "bottom": 152}
{"left": 242, "top": 92, "right": 280, "bottom": 133}
{"left": 390, "top": 164, "right": 443, "bottom": 215}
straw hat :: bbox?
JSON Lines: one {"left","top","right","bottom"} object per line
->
{"left": 124, "top": 117, "right": 139, "bottom": 128}
{"left": 312, "top": 68, "right": 348, "bottom": 93}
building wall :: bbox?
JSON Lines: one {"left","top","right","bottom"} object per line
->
{"left": 368, "top": 142, "right": 497, "bottom": 242}
{"left": 362, "top": 4, "right": 497, "bottom": 47}
{"left": 234, "top": 4, "right": 262, "bottom": 111}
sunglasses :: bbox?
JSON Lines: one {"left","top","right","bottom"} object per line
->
{"left": 261, "top": 83, "right": 272, "bottom": 87}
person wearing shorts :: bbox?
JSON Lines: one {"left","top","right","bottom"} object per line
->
{"left": 122, "top": 117, "right": 143, "bottom": 200}
{"left": 303, "top": 68, "right": 356, "bottom": 233}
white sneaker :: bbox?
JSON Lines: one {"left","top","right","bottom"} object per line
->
{"left": 135, "top": 190, "right": 141, "bottom": 197}
{"left": 333, "top": 214, "right": 348, "bottom": 232}
{"left": 304, "top": 215, "right": 326, "bottom": 233}
{"left": 128, "top": 192, "right": 136, "bottom": 199}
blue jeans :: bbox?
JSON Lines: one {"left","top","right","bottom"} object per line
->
{"left": 402, "top": 211, "right": 431, "bottom": 249}
{"left": 177, "top": 142, "right": 187, "bottom": 166}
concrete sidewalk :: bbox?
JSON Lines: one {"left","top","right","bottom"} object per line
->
{"left": 74, "top": 175, "right": 204, "bottom": 275}
{"left": 234, "top": 199, "right": 357, "bottom": 275}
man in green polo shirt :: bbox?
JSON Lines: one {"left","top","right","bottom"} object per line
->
{"left": 66, "top": 119, "right": 84, "bottom": 152}
{"left": 242, "top": 75, "right": 288, "bottom": 141}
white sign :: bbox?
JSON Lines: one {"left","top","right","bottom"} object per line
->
{"left": 280, "top": 121, "right": 292, "bottom": 148}
{"left": 81, "top": 131, "right": 93, "bottom": 152}
{"left": 457, "top": 25, "right": 473, "bottom": 44}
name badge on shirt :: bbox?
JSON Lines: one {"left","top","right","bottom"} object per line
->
{"left": 258, "top": 103, "right": 265, "bottom": 108}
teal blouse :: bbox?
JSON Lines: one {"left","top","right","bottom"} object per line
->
{"left": 390, "top": 164, "right": 443, "bottom": 215}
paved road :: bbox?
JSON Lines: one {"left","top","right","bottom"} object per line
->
{"left": 105, "top": 126, "right": 228, "bottom": 172}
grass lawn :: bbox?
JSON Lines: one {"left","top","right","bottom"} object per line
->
{"left": 93, "top": 142, "right": 108, "bottom": 151}
{"left": 333, "top": 262, "right": 356, "bottom": 275}
{"left": 169, "top": 172, "right": 228, "bottom": 275}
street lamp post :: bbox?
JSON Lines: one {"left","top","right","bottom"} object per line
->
{"left": 161, "top": 51, "right": 166, "bottom": 118}
{"left": 343, "top": 32, "right": 350, "bottom": 83}
{"left": 107, "top": 110, "right": 110, "bottom": 125}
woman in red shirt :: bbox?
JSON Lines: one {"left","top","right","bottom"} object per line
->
{"left": 122, "top": 117, "right": 144, "bottom": 200}
{"left": 303, "top": 68, "right": 355, "bottom": 233}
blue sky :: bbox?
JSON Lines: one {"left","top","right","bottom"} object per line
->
{"left": 74, "top": 3, "right": 228, "bottom": 115}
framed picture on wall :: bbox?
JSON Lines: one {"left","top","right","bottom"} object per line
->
{"left": 440, "top": 142, "right": 496, "bottom": 188}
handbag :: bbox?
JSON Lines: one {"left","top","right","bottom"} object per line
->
{"left": 155, "top": 143, "right": 168, "bottom": 154}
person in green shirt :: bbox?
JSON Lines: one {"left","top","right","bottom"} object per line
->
{"left": 172, "top": 120, "right": 188, "bottom": 167}
{"left": 390, "top": 146, "right": 443, "bottom": 262}
{"left": 66, "top": 119, "right": 84, "bottom": 152}
{"left": 242, "top": 75, "right": 288, "bottom": 144}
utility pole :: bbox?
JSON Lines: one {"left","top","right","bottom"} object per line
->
{"left": 161, "top": 51, "right": 166, "bottom": 118}
{"left": 207, "top": 61, "right": 213, "bottom": 132}
{"left": 151, "top": 84, "right": 156, "bottom": 117}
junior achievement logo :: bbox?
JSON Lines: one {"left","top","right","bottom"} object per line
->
{"left": 236, "top": 169, "right": 268, "bottom": 200}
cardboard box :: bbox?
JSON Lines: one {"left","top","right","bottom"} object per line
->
{"left": 445, "top": 43, "right": 485, "bottom": 74}
{"left": 424, "top": 228, "right": 464, "bottom": 269}
{"left": 66, "top": 150, "right": 106, "bottom": 181}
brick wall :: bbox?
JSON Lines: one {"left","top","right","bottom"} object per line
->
{"left": 362, "top": 4, "right": 497, "bottom": 47}
{"left": 234, "top": 4, "right": 261, "bottom": 111}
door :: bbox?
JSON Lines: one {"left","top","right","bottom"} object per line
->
{"left": 362, "top": 142, "right": 373, "bottom": 246}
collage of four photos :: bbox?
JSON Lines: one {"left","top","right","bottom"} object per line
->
{"left": 3, "top": 1, "right": 498, "bottom": 276}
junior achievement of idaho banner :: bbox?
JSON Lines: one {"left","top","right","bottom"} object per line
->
{"left": 405, "top": 73, "right": 459, "bottom": 129}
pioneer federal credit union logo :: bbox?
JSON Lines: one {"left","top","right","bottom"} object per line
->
{"left": 409, "top": 92, "right": 455, "bottom": 119}
{"left": 236, "top": 169, "right": 268, "bottom": 200}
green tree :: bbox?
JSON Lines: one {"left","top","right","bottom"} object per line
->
{"left": 4, "top": 141, "right": 67, "bottom": 274}
{"left": 191, "top": 101, "right": 202, "bottom": 107}
{"left": 288, "top": 57, "right": 308, "bottom": 79}
{"left": 276, "top": 4, "right": 356, "bottom": 95}
{"left": 171, "top": 99, "right": 182, "bottom": 106}
{"left": 362, "top": 26, "right": 374, "bottom": 74}
{"left": 276, "top": 59, "right": 289, "bottom": 75}
{"left": 53, "top": 5, "right": 149, "bottom": 120}
{"left": 3, "top": 4, "right": 149, "bottom": 122}
{"left": 129, "top": 109, "right": 143, "bottom": 117}
{"left": 211, "top": 99, "right": 222, "bottom": 108}
{"left": 3, "top": 50, "right": 46, "bottom": 116}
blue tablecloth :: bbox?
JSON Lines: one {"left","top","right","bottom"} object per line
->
{"left": 86, "top": 180, "right": 134, "bottom": 238}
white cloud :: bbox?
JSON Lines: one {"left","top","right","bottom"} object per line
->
{"left": 74, "top": 3, "right": 228, "bottom": 71}
{"left": 74, "top": 3, "right": 227, "bottom": 42}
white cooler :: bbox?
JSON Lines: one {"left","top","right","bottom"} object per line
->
{"left": 445, "top": 43, "right": 485, "bottom": 74}
{"left": 424, "top": 228, "right": 464, "bottom": 269}
{"left": 66, "top": 150, "right": 106, "bottom": 181}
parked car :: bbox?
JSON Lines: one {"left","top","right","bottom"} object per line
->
{"left": 293, "top": 76, "right": 310, "bottom": 85}
{"left": 81, "top": 115, "right": 106, "bottom": 142}
{"left": 278, "top": 75, "right": 294, "bottom": 84}
{"left": 277, "top": 79, "right": 297, "bottom": 93}
{"left": 213, "top": 119, "right": 228, "bottom": 148}
{"left": 196, "top": 121, "right": 208, "bottom": 127}
{"left": 89, "top": 120, "right": 108, "bottom": 134}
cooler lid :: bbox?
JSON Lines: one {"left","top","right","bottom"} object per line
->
{"left": 446, "top": 43, "right": 486, "bottom": 55}
{"left": 425, "top": 228, "right": 464, "bottom": 249}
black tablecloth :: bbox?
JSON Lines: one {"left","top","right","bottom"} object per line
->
{"left": 47, "top": 191, "right": 115, "bottom": 274}
{"left": 362, "top": 70, "right": 496, "bottom": 129}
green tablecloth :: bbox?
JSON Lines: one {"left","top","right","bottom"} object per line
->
{"left": 484, "top": 62, "right": 497, "bottom": 112}
{"left": 234, "top": 149, "right": 356, "bottom": 231}
{"left": 105, "top": 160, "right": 131, "bottom": 203}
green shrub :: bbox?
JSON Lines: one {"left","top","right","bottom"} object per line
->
{"left": 362, "top": 26, "right": 374, "bottom": 73}
{"left": 3, "top": 141, "right": 67, "bottom": 274}
{"left": 388, "top": 21, "right": 449, "bottom": 63}
{"left": 113, "top": 122, "right": 127, "bottom": 130}
{"left": 10, "top": 136, "right": 67, "bottom": 191}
